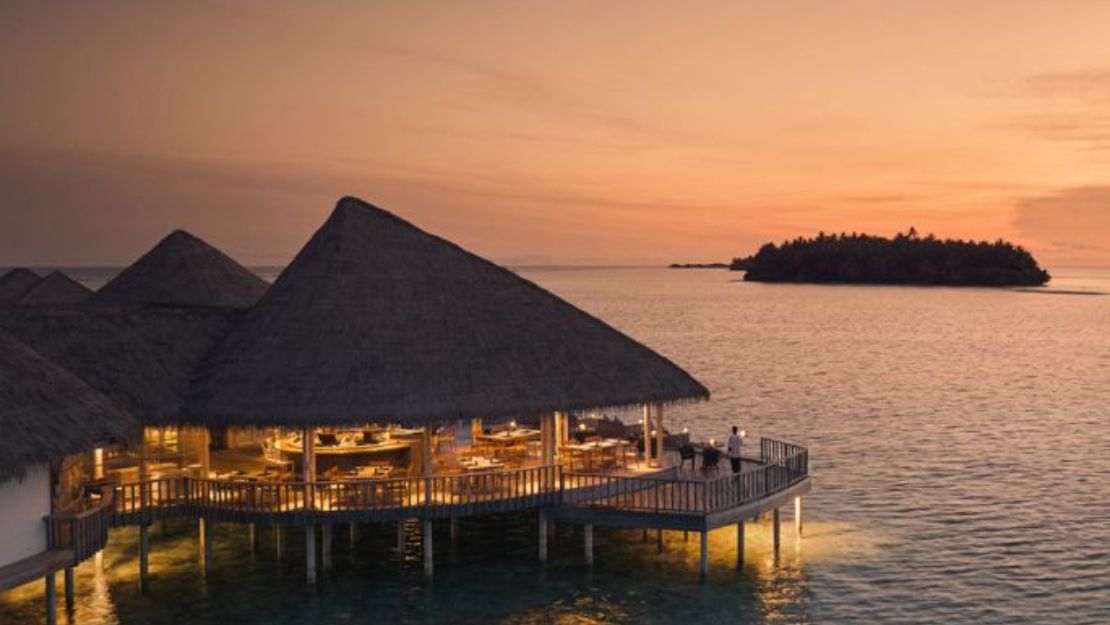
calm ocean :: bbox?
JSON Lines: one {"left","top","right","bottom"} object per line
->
{"left": 2, "top": 266, "right": 1108, "bottom": 624}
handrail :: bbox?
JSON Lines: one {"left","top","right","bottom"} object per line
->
{"left": 562, "top": 437, "right": 808, "bottom": 514}
{"left": 45, "top": 487, "right": 115, "bottom": 564}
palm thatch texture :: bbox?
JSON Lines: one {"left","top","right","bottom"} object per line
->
{"left": 187, "top": 196, "right": 709, "bottom": 427}
{"left": 17, "top": 271, "right": 92, "bottom": 306}
{"left": 0, "top": 268, "right": 41, "bottom": 306}
{"left": 0, "top": 333, "right": 136, "bottom": 480}
{"left": 90, "top": 230, "right": 268, "bottom": 309}
{"left": 0, "top": 308, "right": 239, "bottom": 425}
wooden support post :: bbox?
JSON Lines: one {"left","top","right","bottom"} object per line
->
{"left": 305, "top": 524, "right": 317, "bottom": 585}
{"left": 422, "top": 520, "right": 434, "bottom": 578}
{"left": 449, "top": 517, "right": 459, "bottom": 549}
{"left": 303, "top": 427, "right": 316, "bottom": 510}
{"left": 44, "top": 573, "right": 56, "bottom": 625}
{"left": 275, "top": 525, "right": 283, "bottom": 560}
{"left": 63, "top": 567, "right": 74, "bottom": 611}
{"left": 773, "top": 508, "right": 781, "bottom": 554}
{"left": 794, "top": 497, "right": 803, "bottom": 537}
{"left": 321, "top": 523, "right": 333, "bottom": 572}
{"left": 736, "top": 521, "right": 745, "bottom": 568}
{"left": 641, "top": 404, "right": 651, "bottom": 467}
{"left": 657, "top": 529, "right": 664, "bottom": 552}
{"left": 470, "top": 418, "right": 482, "bottom": 446}
{"left": 397, "top": 520, "right": 406, "bottom": 553}
{"left": 349, "top": 523, "right": 357, "bottom": 548}
{"left": 249, "top": 523, "right": 258, "bottom": 553}
{"left": 139, "top": 523, "right": 150, "bottom": 588}
{"left": 199, "top": 518, "right": 211, "bottom": 578}
{"left": 538, "top": 510, "right": 548, "bottom": 563}
{"left": 584, "top": 524, "right": 594, "bottom": 566}
{"left": 699, "top": 531, "right": 709, "bottom": 579}
{"left": 655, "top": 403, "right": 665, "bottom": 468}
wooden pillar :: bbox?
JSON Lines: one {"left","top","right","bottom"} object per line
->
{"left": 303, "top": 427, "right": 316, "bottom": 509}
{"left": 699, "top": 530, "right": 709, "bottom": 579}
{"left": 655, "top": 403, "right": 665, "bottom": 468}
{"left": 736, "top": 521, "right": 745, "bottom": 568}
{"left": 305, "top": 525, "right": 317, "bottom": 585}
{"left": 583, "top": 524, "right": 594, "bottom": 566}
{"left": 249, "top": 523, "right": 258, "bottom": 553}
{"left": 794, "top": 497, "right": 803, "bottom": 537}
{"left": 538, "top": 510, "right": 548, "bottom": 563}
{"left": 656, "top": 529, "right": 663, "bottom": 552}
{"left": 198, "top": 518, "right": 211, "bottom": 578}
{"left": 199, "top": 427, "right": 211, "bottom": 478}
{"left": 275, "top": 525, "right": 283, "bottom": 560}
{"left": 63, "top": 567, "right": 74, "bottom": 611}
{"left": 321, "top": 523, "right": 333, "bottom": 572}
{"left": 422, "top": 520, "right": 433, "bottom": 578}
{"left": 641, "top": 404, "right": 651, "bottom": 467}
{"left": 44, "top": 573, "right": 56, "bottom": 625}
{"left": 773, "top": 508, "right": 781, "bottom": 554}
{"left": 470, "top": 418, "right": 482, "bottom": 446}
{"left": 349, "top": 523, "right": 357, "bottom": 548}
{"left": 139, "top": 523, "right": 150, "bottom": 588}
{"left": 449, "top": 517, "right": 459, "bottom": 548}
{"left": 396, "top": 520, "right": 406, "bottom": 553}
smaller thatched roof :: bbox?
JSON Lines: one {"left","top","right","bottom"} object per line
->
{"left": 0, "top": 307, "right": 240, "bottom": 424}
{"left": 17, "top": 271, "right": 92, "bottom": 307}
{"left": 0, "top": 333, "right": 136, "bottom": 480}
{"left": 0, "top": 268, "right": 41, "bottom": 306}
{"left": 90, "top": 230, "right": 268, "bottom": 309}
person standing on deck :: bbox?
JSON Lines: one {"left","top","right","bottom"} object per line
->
{"left": 727, "top": 426, "right": 743, "bottom": 474}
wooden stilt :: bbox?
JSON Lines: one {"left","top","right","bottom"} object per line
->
{"left": 538, "top": 510, "right": 548, "bottom": 562}
{"left": 63, "top": 567, "right": 74, "bottom": 611}
{"left": 397, "top": 520, "right": 406, "bottom": 553}
{"left": 584, "top": 524, "right": 594, "bottom": 566}
{"left": 657, "top": 529, "right": 664, "bottom": 552}
{"left": 736, "top": 521, "right": 745, "bottom": 568}
{"left": 794, "top": 497, "right": 803, "bottom": 537}
{"left": 699, "top": 531, "right": 709, "bottom": 579}
{"left": 422, "top": 520, "right": 434, "bottom": 578}
{"left": 305, "top": 524, "right": 317, "bottom": 585}
{"left": 773, "top": 508, "right": 781, "bottom": 554}
{"left": 684, "top": 531, "right": 689, "bottom": 542}
{"left": 321, "top": 523, "right": 333, "bottom": 572}
{"left": 44, "top": 573, "right": 56, "bottom": 625}
{"left": 139, "top": 523, "right": 150, "bottom": 588}
{"left": 449, "top": 517, "right": 459, "bottom": 548}
{"left": 275, "top": 525, "right": 283, "bottom": 560}
{"left": 349, "top": 523, "right": 357, "bottom": 548}
{"left": 249, "top": 523, "right": 258, "bottom": 553}
{"left": 199, "top": 518, "right": 211, "bottom": 578}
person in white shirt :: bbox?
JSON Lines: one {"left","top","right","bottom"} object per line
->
{"left": 727, "top": 426, "right": 743, "bottom": 474}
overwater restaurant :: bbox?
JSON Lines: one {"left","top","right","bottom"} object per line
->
{"left": 0, "top": 197, "right": 810, "bottom": 624}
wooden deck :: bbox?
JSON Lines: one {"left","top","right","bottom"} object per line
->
{"left": 108, "top": 438, "right": 810, "bottom": 531}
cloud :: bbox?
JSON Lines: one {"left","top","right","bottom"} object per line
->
{"left": 1006, "top": 66, "right": 1110, "bottom": 151}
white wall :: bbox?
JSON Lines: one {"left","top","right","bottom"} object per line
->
{"left": 0, "top": 463, "right": 51, "bottom": 566}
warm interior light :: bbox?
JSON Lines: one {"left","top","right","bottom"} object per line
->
{"left": 740, "top": 430, "right": 747, "bottom": 438}
{"left": 510, "top": 420, "right": 517, "bottom": 429}
{"left": 682, "top": 426, "right": 689, "bottom": 434}
{"left": 709, "top": 438, "right": 716, "bottom": 446}
{"left": 579, "top": 423, "right": 586, "bottom": 431}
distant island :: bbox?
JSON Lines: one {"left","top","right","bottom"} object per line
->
{"left": 730, "top": 229, "right": 1051, "bottom": 286}
{"left": 668, "top": 262, "right": 728, "bottom": 269}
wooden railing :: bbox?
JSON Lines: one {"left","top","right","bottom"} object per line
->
{"left": 111, "top": 465, "right": 562, "bottom": 524}
{"left": 45, "top": 488, "right": 115, "bottom": 564}
{"left": 562, "top": 437, "right": 809, "bottom": 515}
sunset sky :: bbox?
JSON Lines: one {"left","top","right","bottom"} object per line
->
{"left": 2, "top": 1, "right": 1110, "bottom": 267}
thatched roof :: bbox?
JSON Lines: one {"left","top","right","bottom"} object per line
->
{"left": 0, "top": 268, "right": 41, "bottom": 306}
{"left": 90, "top": 230, "right": 268, "bottom": 309}
{"left": 0, "top": 332, "right": 136, "bottom": 480}
{"left": 0, "top": 307, "right": 239, "bottom": 424}
{"left": 17, "top": 271, "right": 92, "bottom": 306}
{"left": 186, "top": 196, "right": 708, "bottom": 427}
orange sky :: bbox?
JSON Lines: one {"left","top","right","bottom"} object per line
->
{"left": 2, "top": 1, "right": 1110, "bottom": 267}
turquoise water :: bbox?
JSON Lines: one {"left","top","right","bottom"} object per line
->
{"left": 3, "top": 267, "right": 1109, "bottom": 624}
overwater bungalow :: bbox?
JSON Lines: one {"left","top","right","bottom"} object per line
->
{"left": 0, "top": 333, "right": 135, "bottom": 625}
{"left": 1, "top": 197, "right": 810, "bottom": 612}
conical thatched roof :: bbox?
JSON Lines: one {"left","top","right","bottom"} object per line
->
{"left": 0, "top": 268, "right": 41, "bottom": 306}
{"left": 186, "top": 196, "right": 708, "bottom": 426}
{"left": 0, "top": 307, "right": 239, "bottom": 424}
{"left": 91, "top": 230, "right": 268, "bottom": 309}
{"left": 17, "top": 271, "right": 92, "bottom": 306}
{"left": 0, "top": 332, "right": 136, "bottom": 480}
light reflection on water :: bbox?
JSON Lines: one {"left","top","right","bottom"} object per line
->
{"left": 3, "top": 266, "right": 1109, "bottom": 624}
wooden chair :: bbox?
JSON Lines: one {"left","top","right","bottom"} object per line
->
{"left": 701, "top": 447, "right": 721, "bottom": 473}
{"left": 679, "top": 444, "right": 697, "bottom": 470}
